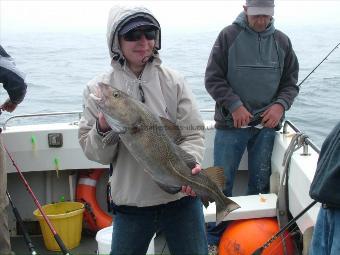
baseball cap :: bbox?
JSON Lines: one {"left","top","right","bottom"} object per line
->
{"left": 118, "top": 17, "right": 160, "bottom": 35}
{"left": 246, "top": 0, "right": 275, "bottom": 16}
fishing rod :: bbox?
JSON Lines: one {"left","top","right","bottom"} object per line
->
{"left": 3, "top": 145, "right": 71, "bottom": 255}
{"left": 298, "top": 42, "right": 340, "bottom": 87}
{"left": 251, "top": 200, "right": 317, "bottom": 255}
{"left": 6, "top": 190, "right": 38, "bottom": 255}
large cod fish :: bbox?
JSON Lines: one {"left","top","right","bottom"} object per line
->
{"left": 91, "top": 83, "right": 240, "bottom": 224}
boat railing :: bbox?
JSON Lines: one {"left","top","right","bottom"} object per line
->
{"left": 1, "top": 109, "right": 213, "bottom": 129}
{"left": 2, "top": 109, "right": 214, "bottom": 130}
{"left": 2, "top": 111, "right": 83, "bottom": 130}
{"left": 1, "top": 109, "right": 320, "bottom": 155}
{"left": 200, "top": 110, "right": 320, "bottom": 154}
{"left": 283, "top": 120, "right": 320, "bottom": 154}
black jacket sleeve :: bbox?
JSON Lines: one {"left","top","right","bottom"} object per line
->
{"left": 274, "top": 30, "right": 299, "bottom": 110}
{"left": 0, "top": 45, "right": 27, "bottom": 104}
{"left": 204, "top": 26, "right": 243, "bottom": 113}
{"left": 309, "top": 122, "right": 340, "bottom": 207}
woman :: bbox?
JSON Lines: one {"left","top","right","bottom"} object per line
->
{"left": 78, "top": 6, "right": 208, "bottom": 255}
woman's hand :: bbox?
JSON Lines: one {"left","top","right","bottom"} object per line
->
{"left": 181, "top": 164, "right": 201, "bottom": 196}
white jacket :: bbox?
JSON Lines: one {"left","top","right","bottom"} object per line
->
{"left": 78, "top": 6, "right": 205, "bottom": 207}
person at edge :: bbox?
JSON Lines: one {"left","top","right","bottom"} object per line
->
{"left": 204, "top": 0, "right": 299, "bottom": 253}
{"left": 0, "top": 45, "right": 27, "bottom": 255}
{"left": 78, "top": 5, "right": 208, "bottom": 255}
{"left": 309, "top": 121, "right": 340, "bottom": 255}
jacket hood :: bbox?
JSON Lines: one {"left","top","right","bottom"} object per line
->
{"left": 107, "top": 6, "right": 161, "bottom": 61}
{"left": 233, "top": 11, "right": 275, "bottom": 36}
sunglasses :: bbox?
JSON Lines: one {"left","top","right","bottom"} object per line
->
{"left": 122, "top": 29, "right": 157, "bottom": 42}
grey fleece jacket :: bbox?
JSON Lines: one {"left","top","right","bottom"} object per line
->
{"left": 205, "top": 12, "right": 299, "bottom": 129}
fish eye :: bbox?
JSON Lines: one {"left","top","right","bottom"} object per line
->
{"left": 113, "top": 92, "right": 119, "bottom": 98}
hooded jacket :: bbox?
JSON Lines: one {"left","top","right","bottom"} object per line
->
{"left": 205, "top": 12, "right": 299, "bottom": 129}
{"left": 78, "top": 6, "right": 204, "bottom": 207}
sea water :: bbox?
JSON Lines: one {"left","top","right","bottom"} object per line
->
{"left": 1, "top": 24, "right": 340, "bottom": 147}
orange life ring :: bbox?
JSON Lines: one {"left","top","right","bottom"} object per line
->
{"left": 76, "top": 169, "right": 112, "bottom": 232}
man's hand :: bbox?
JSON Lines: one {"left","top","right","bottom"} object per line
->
{"left": 261, "top": 103, "right": 284, "bottom": 128}
{"left": 181, "top": 164, "right": 201, "bottom": 196}
{"left": 0, "top": 98, "right": 17, "bottom": 113}
{"left": 231, "top": 105, "right": 253, "bottom": 128}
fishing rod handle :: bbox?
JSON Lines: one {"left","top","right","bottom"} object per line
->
{"left": 252, "top": 200, "right": 318, "bottom": 255}
{"left": 54, "top": 234, "right": 71, "bottom": 255}
{"left": 13, "top": 207, "right": 37, "bottom": 249}
{"left": 6, "top": 191, "right": 38, "bottom": 254}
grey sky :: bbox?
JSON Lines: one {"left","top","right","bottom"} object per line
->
{"left": 1, "top": 1, "right": 340, "bottom": 33}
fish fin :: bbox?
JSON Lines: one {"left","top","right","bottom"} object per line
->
{"left": 204, "top": 167, "right": 225, "bottom": 191}
{"left": 156, "top": 182, "right": 182, "bottom": 194}
{"left": 174, "top": 145, "right": 197, "bottom": 169}
{"left": 102, "top": 112, "right": 127, "bottom": 134}
{"left": 216, "top": 198, "right": 240, "bottom": 226}
{"left": 159, "top": 117, "right": 183, "bottom": 144}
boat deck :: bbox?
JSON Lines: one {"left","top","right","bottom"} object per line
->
{"left": 11, "top": 232, "right": 168, "bottom": 254}
{"left": 11, "top": 233, "right": 98, "bottom": 255}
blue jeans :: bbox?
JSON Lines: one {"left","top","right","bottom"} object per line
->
{"left": 214, "top": 127, "right": 275, "bottom": 196}
{"left": 207, "top": 127, "right": 275, "bottom": 245}
{"left": 309, "top": 207, "right": 340, "bottom": 255}
{"left": 110, "top": 196, "right": 208, "bottom": 255}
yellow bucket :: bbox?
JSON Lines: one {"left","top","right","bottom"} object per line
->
{"left": 33, "top": 201, "right": 85, "bottom": 251}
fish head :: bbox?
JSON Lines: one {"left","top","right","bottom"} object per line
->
{"left": 90, "top": 82, "right": 142, "bottom": 127}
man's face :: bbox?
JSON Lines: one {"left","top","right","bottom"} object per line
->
{"left": 243, "top": 6, "right": 272, "bottom": 32}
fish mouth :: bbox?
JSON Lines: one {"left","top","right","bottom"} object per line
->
{"left": 89, "top": 89, "right": 109, "bottom": 113}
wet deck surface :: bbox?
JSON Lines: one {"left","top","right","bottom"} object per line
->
{"left": 11, "top": 232, "right": 98, "bottom": 255}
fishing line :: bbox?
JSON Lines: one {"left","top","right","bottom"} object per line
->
{"left": 298, "top": 42, "right": 340, "bottom": 87}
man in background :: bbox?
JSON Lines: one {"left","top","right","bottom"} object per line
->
{"left": 204, "top": 0, "right": 299, "bottom": 252}
{"left": 309, "top": 122, "right": 340, "bottom": 255}
{"left": 0, "top": 45, "right": 27, "bottom": 255}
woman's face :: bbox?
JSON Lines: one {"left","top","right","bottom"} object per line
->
{"left": 119, "top": 27, "right": 156, "bottom": 72}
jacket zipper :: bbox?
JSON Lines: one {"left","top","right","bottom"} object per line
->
{"left": 258, "top": 34, "right": 261, "bottom": 56}
{"left": 137, "top": 71, "right": 145, "bottom": 103}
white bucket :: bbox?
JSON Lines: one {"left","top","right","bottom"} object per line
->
{"left": 96, "top": 226, "right": 113, "bottom": 254}
{"left": 95, "top": 226, "right": 155, "bottom": 254}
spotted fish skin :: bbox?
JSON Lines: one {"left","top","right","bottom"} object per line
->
{"left": 92, "top": 83, "right": 240, "bottom": 224}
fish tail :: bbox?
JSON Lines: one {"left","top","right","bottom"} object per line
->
{"left": 216, "top": 197, "right": 240, "bottom": 225}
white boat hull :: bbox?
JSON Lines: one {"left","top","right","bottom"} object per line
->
{"left": 3, "top": 116, "right": 320, "bottom": 253}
